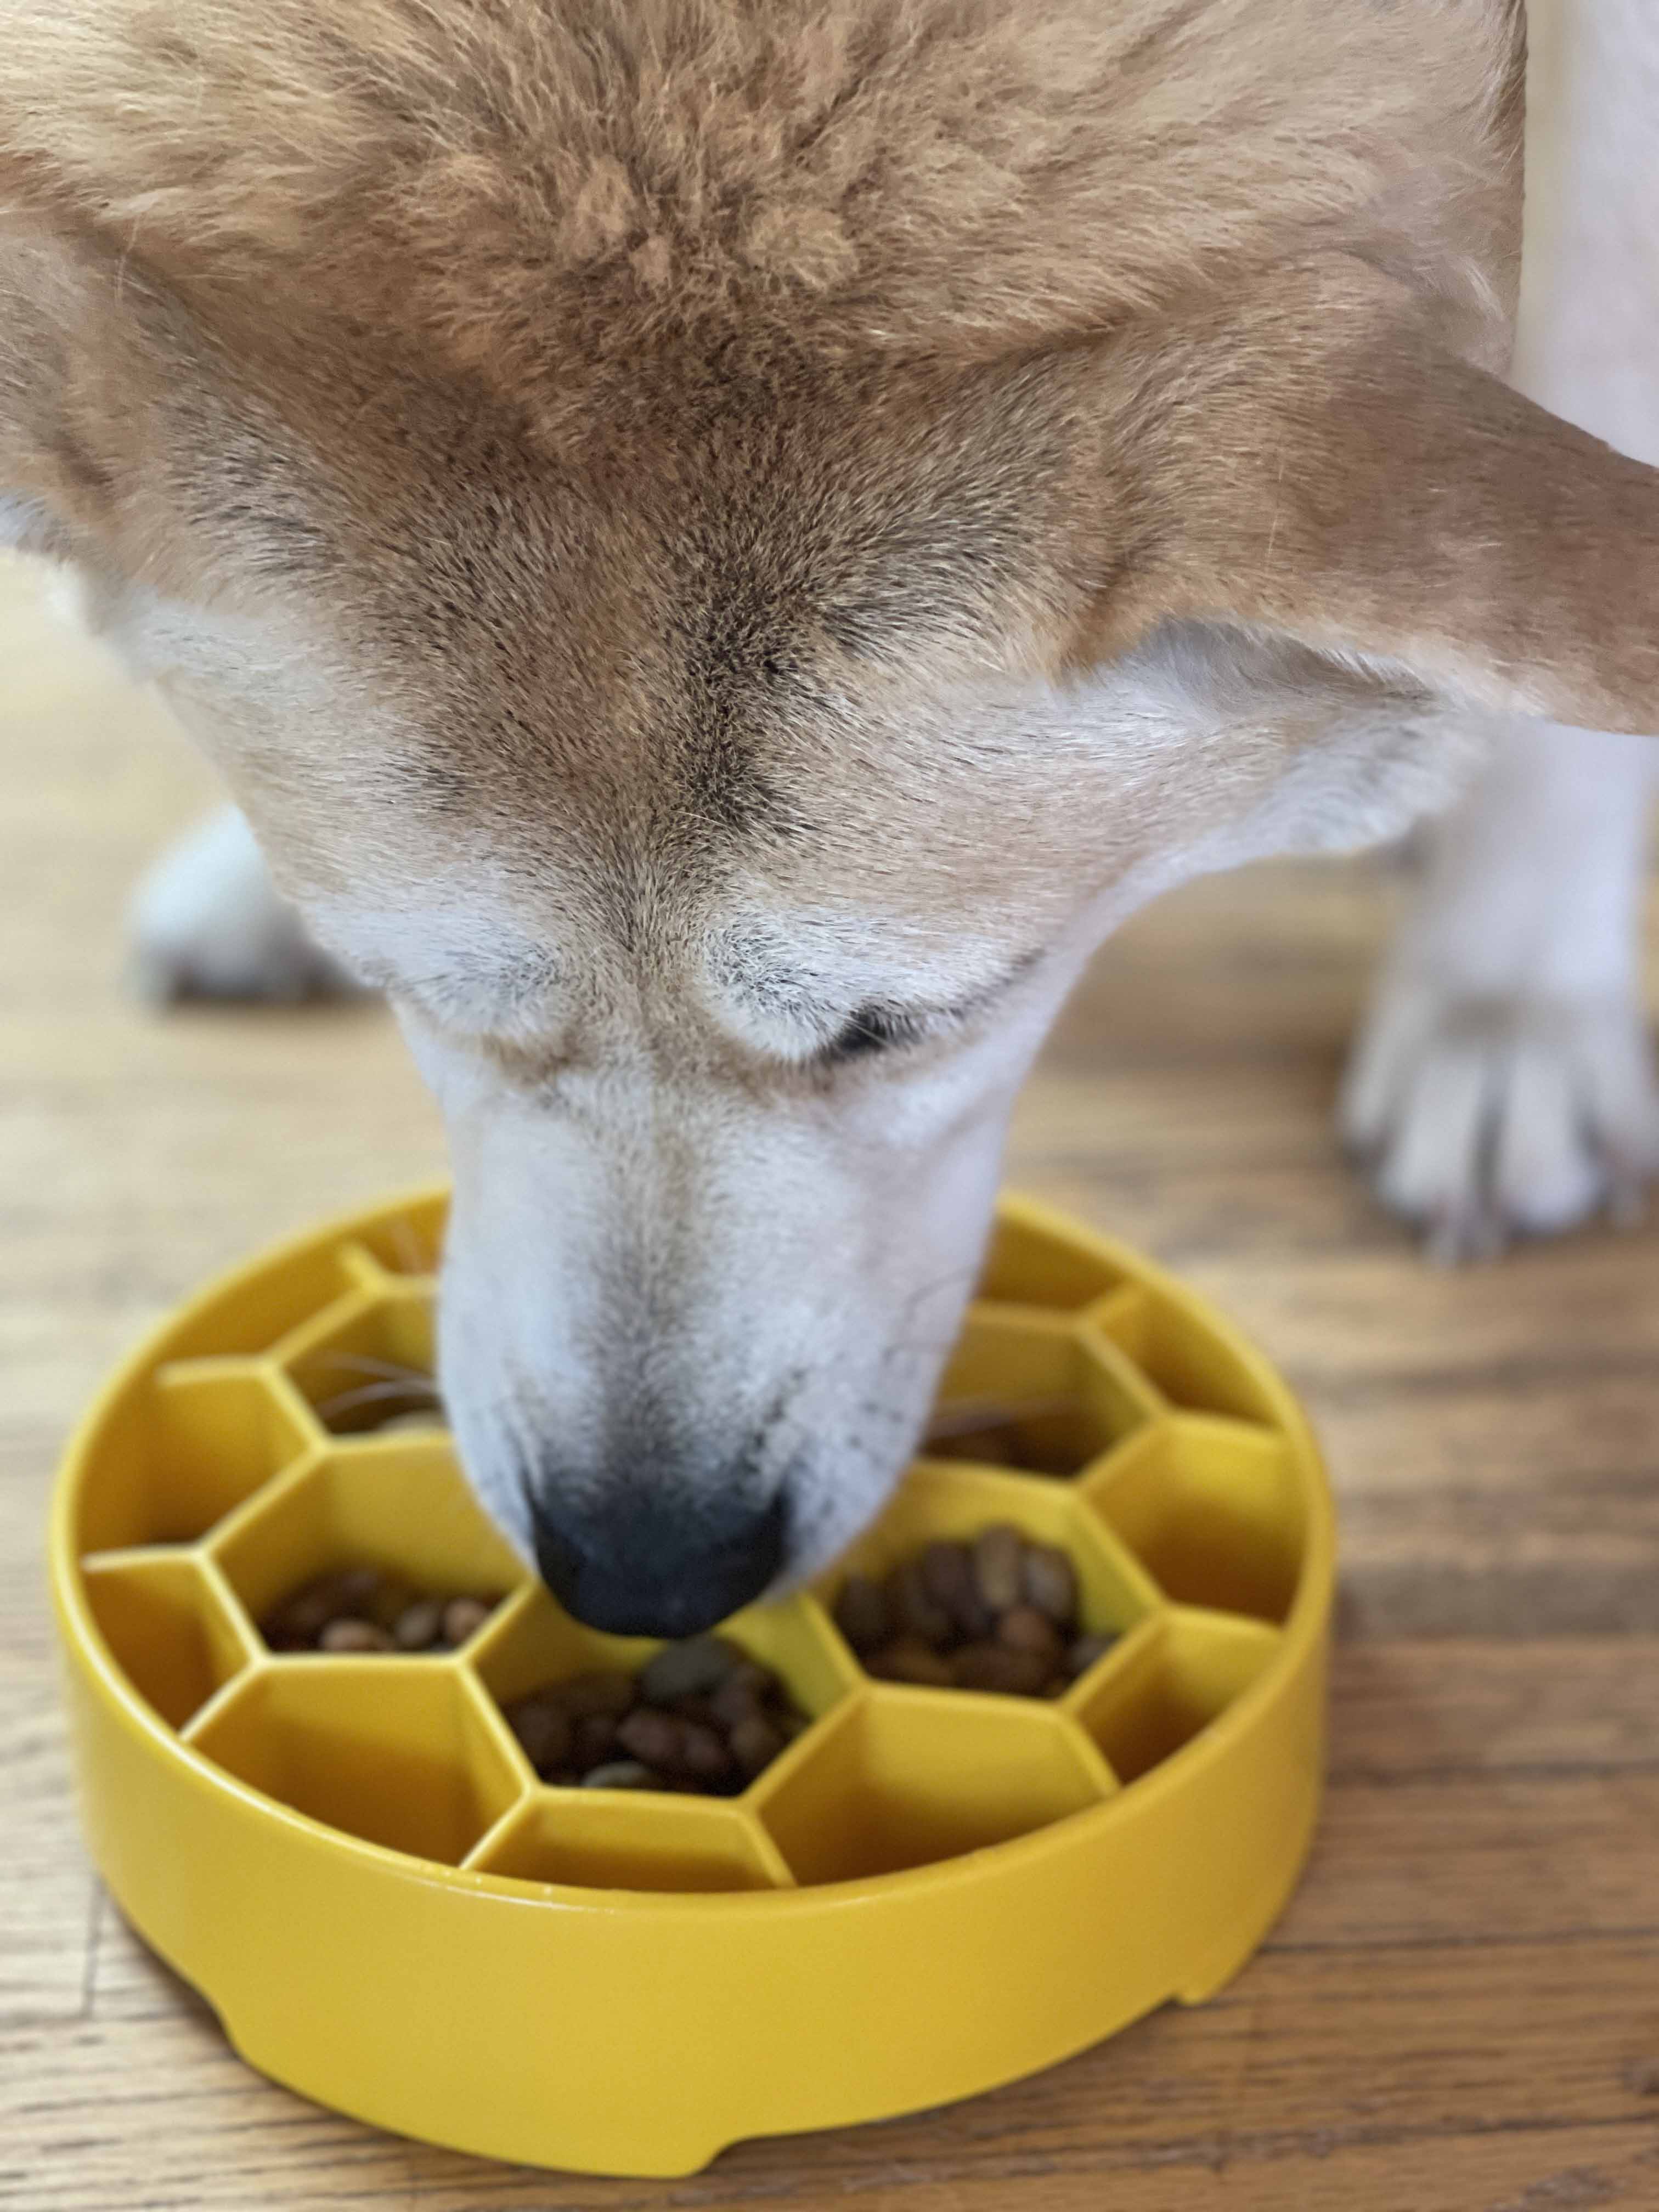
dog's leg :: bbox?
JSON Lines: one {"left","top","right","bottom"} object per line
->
{"left": 127, "top": 805, "right": 360, "bottom": 1005}
{"left": 1342, "top": 0, "right": 1659, "bottom": 1257}
{"left": 1341, "top": 726, "right": 1659, "bottom": 1256}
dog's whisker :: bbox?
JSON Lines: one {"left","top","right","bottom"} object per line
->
{"left": 311, "top": 1351, "right": 437, "bottom": 1385}
{"left": 923, "top": 1393, "right": 1074, "bottom": 1440}
{"left": 313, "top": 1376, "right": 444, "bottom": 1422}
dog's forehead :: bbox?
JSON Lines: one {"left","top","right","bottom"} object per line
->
{"left": 266, "top": 359, "right": 1076, "bottom": 885}
{"left": 352, "top": 634, "right": 1085, "bottom": 999}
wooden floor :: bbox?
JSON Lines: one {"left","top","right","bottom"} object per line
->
{"left": 4, "top": 548, "right": 1659, "bottom": 2211}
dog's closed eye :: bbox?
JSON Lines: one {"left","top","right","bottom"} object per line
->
{"left": 816, "top": 951, "right": 1047, "bottom": 1068}
{"left": 822, "top": 1005, "right": 926, "bottom": 1062}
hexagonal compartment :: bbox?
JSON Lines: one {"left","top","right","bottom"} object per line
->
{"left": 974, "top": 1212, "right": 1128, "bottom": 1311}
{"left": 1084, "top": 1419, "right": 1305, "bottom": 1623}
{"left": 927, "top": 1310, "right": 1156, "bottom": 1476}
{"left": 187, "top": 1664, "right": 525, "bottom": 1864}
{"left": 818, "top": 1460, "right": 1160, "bottom": 1692}
{"left": 1091, "top": 1289, "right": 1274, "bottom": 1424}
{"left": 473, "top": 1586, "right": 856, "bottom": 1795}
{"left": 754, "top": 1692, "right": 1112, "bottom": 1883}
{"left": 467, "top": 1793, "right": 790, "bottom": 1893}
{"left": 208, "top": 1448, "right": 525, "bottom": 1647}
{"left": 81, "top": 1554, "right": 259, "bottom": 1731}
{"left": 277, "top": 1289, "right": 438, "bottom": 1435}
{"left": 1070, "top": 1609, "right": 1282, "bottom": 1785}
{"left": 73, "top": 1364, "right": 317, "bottom": 1554}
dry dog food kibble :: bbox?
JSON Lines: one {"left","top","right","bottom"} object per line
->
{"left": 261, "top": 1566, "right": 501, "bottom": 1654}
{"left": 503, "top": 1635, "right": 809, "bottom": 1796}
{"left": 833, "top": 1526, "right": 1115, "bottom": 1697}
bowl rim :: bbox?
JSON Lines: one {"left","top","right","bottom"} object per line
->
{"left": 49, "top": 1183, "right": 1336, "bottom": 1914}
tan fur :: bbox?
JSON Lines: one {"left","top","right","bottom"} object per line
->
{"left": 5, "top": 0, "right": 1655, "bottom": 751}
{"left": 0, "top": 0, "right": 1520, "bottom": 407}
{"left": 9, "top": 1, "right": 1659, "bottom": 1619}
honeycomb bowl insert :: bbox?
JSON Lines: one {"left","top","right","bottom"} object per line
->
{"left": 51, "top": 1186, "right": 1334, "bottom": 2180}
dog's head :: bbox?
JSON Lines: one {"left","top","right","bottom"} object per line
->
{"left": 7, "top": 2, "right": 1659, "bottom": 1631}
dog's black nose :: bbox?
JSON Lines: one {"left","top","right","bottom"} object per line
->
{"left": 528, "top": 1486, "right": 787, "bottom": 1638}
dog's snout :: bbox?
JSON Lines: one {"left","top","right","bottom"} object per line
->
{"left": 528, "top": 1482, "right": 787, "bottom": 1639}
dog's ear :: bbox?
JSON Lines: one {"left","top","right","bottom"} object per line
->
{"left": 0, "top": 224, "right": 151, "bottom": 563}
{"left": 1073, "top": 264, "right": 1659, "bottom": 736}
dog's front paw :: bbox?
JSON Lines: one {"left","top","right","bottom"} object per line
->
{"left": 1340, "top": 974, "right": 1659, "bottom": 1260}
{"left": 126, "top": 806, "right": 362, "bottom": 1006}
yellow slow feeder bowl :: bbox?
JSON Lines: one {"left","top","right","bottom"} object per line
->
{"left": 50, "top": 1188, "right": 1333, "bottom": 2178}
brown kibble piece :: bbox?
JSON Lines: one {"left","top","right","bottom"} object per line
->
{"left": 555, "top": 1670, "right": 638, "bottom": 1719}
{"left": 616, "top": 1707, "right": 684, "bottom": 1770}
{"left": 392, "top": 1598, "right": 445, "bottom": 1650}
{"left": 918, "top": 1540, "right": 969, "bottom": 1606}
{"left": 668, "top": 1692, "right": 723, "bottom": 1728}
{"left": 950, "top": 1641, "right": 1050, "bottom": 1696}
{"left": 1022, "top": 1542, "right": 1079, "bottom": 1625}
{"left": 919, "top": 1542, "right": 994, "bottom": 1639}
{"left": 264, "top": 1590, "right": 335, "bottom": 1644}
{"left": 334, "top": 1566, "right": 385, "bottom": 1612}
{"left": 319, "top": 1617, "right": 395, "bottom": 1653}
{"left": 440, "top": 1595, "right": 492, "bottom": 1646}
{"left": 572, "top": 1712, "right": 622, "bottom": 1768}
{"left": 996, "top": 1604, "right": 1064, "bottom": 1667}
{"left": 699, "top": 1658, "right": 773, "bottom": 1713}
{"left": 866, "top": 1636, "right": 955, "bottom": 1688}
{"left": 366, "top": 1578, "right": 417, "bottom": 1632}
{"left": 506, "top": 1696, "right": 573, "bottom": 1775}
{"left": 972, "top": 1524, "right": 1025, "bottom": 1613}
{"left": 729, "top": 1712, "right": 786, "bottom": 1781}
{"left": 678, "top": 1721, "right": 736, "bottom": 1782}
{"left": 581, "top": 1760, "right": 658, "bottom": 1790}
{"left": 265, "top": 1570, "right": 364, "bottom": 1643}
{"left": 708, "top": 1671, "right": 769, "bottom": 1730}
{"left": 832, "top": 1574, "right": 889, "bottom": 1657}
{"left": 885, "top": 1559, "right": 952, "bottom": 1646}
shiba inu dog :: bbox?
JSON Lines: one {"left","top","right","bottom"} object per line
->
{"left": 4, "top": 1, "right": 1656, "bottom": 1632}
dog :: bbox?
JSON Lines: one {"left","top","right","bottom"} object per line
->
{"left": 4, "top": 1, "right": 1657, "bottom": 1637}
